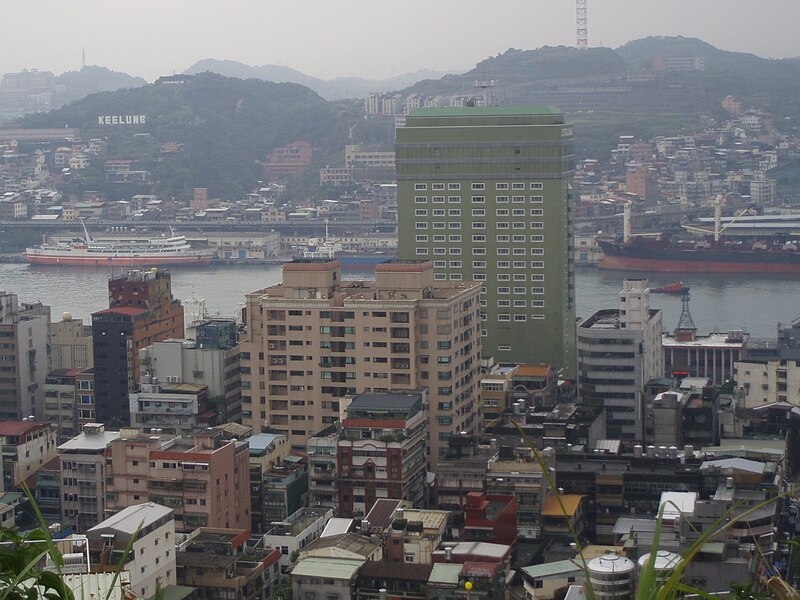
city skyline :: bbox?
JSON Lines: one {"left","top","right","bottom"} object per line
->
{"left": 3, "top": 0, "right": 799, "bottom": 83}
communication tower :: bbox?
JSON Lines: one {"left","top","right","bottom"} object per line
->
{"left": 473, "top": 80, "right": 496, "bottom": 106}
{"left": 576, "top": 0, "right": 588, "bottom": 49}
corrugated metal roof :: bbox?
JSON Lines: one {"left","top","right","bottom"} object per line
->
{"left": 428, "top": 563, "right": 462, "bottom": 585}
{"left": 521, "top": 560, "right": 584, "bottom": 580}
{"left": 542, "top": 494, "right": 585, "bottom": 517}
{"left": 291, "top": 557, "right": 363, "bottom": 579}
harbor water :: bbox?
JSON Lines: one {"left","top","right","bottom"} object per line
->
{"left": 0, "top": 262, "right": 797, "bottom": 339}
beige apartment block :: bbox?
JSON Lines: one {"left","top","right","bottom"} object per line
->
{"left": 105, "top": 427, "right": 251, "bottom": 533}
{"left": 240, "top": 259, "right": 482, "bottom": 465}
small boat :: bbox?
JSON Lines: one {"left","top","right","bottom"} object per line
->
{"left": 650, "top": 281, "right": 690, "bottom": 294}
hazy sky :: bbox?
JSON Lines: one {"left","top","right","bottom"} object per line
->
{"left": 3, "top": 0, "right": 799, "bottom": 82}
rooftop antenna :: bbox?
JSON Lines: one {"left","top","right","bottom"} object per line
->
{"left": 576, "top": 0, "right": 588, "bottom": 49}
{"left": 675, "top": 292, "right": 697, "bottom": 341}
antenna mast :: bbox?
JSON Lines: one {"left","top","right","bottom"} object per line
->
{"left": 576, "top": 0, "right": 588, "bottom": 49}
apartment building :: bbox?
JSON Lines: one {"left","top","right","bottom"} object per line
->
{"left": 396, "top": 106, "right": 576, "bottom": 376}
{"left": 336, "top": 392, "right": 427, "bottom": 517}
{"left": 0, "top": 420, "right": 57, "bottom": 491}
{"left": 58, "top": 423, "right": 120, "bottom": 532}
{"left": 44, "top": 369, "right": 80, "bottom": 443}
{"left": 87, "top": 502, "right": 176, "bottom": 599}
{"left": 105, "top": 427, "right": 251, "bottom": 533}
{"left": 50, "top": 314, "right": 93, "bottom": 371}
{"left": 92, "top": 270, "right": 184, "bottom": 427}
{"left": 240, "top": 259, "right": 482, "bottom": 465}
{"left": 578, "top": 280, "right": 663, "bottom": 443}
{"left": 0, "top": 292, "right": 51, "bottom": 421}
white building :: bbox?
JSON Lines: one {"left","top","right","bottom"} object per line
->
{"left": 578, "top": 280, "right": 663, "bottom": 443}
{"left": 87, "top": 502, "right": 176, "bottom": 600}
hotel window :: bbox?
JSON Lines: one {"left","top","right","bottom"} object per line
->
{"left": 432, "top": 209, "right": 445, "bottom": 216}
{"left": 449, "top": 261, "right": 462, "bottom": 268}
{"left": 512, "top": 182, "right": 525, "bottom": 190}
{"left": 415, "top": 222, "right": 427, "bottom": 229}
{"left": 531, "top": 208, "right": 543, "bottom": 216}
{"left": 415, "top": 196, "right": 427, "bottom": 203}
{"left": 497, "top": 195, "right": 509, "bottom": 203}
{"left": 432, "top": 183, "right": 445, "bottom": 190}
{"left": 471, "top": 183, "right": 485, "bottom": 190}
{"left": 497, "top": 261, "right": 510, "bottom": 269}
{"left": 531, "top": 261, "right": 544, "bottom": 268}
{"left": 449, "top": 209, "right": 461, "bottom": 216}
{"left": 531, "top": 248, "right": 544, "bottom": 255}
{"left": 473, "top": 222, "right": 485, "bottom": 229}
{"left": 513, "top": 235, "right": 525, "bottom": 243}
{"left": 450, "top": 273, "right": 462, "bottom": 280}
{"left": 473, "top": 247, "right": 486, "bottom": 255}
{"left": 415, "top": 183, "right": 427, "bottom": 191}
{"left": 471, "top": 196, "right": 485, "bottom": 203}
{"left": 497, "top": 235, "right": 509, "bottom": 242}
{"left": 531, "top": 195, "right": 543, "bottom": 203}
{"left": 514, "top": 274, "right": 527, "bottom": 281}
{"left": 432, "top": 196, "right": 445, "bottom": 203}
{"left": 532, "top": 274, "right": 544, "bottom": 281}
{"left": 514, "top": 299, "right": 527, "bottom": 307}
{"left": 434, "top": 273, "right": 446, "bottom": 280}
{"left": 473, "top": 260, "right": 487, "bottom": 269}
{"left": 496, "top": 183, "right": 509, "bottom": 190}
{"left": 498, "top": 314, "right": 511, "bottom": 322}
{"left": 531, "top": 221, "right": 544, "bottom": 229}
{"left": 433, "top": 222, "right": 445, "bottom": 229}
{"left": 514, "top": 287, "right": 526, "bottom": 294}
{"left": 433, "top": 260, "right": 446, "bottom": 267}
{"left": 415, "top": 235, "right": 428, "bottom": 242}
{"left": 531, "top": 314, "right": 545, "bottom": 319}
{"left": 512, "top": 195, "right": 525, "bottom": 203}
{"left": 498, "top": 300, "right": 511, "bottom": 307}
{"left": 449, "top": 248, "right": 461, "bottom": 255}
{"left": 434, "top": 248, "right": 446, "bottom": 255}
{"left": 513, "top": 248, "right": 526, "bottom": 255}
{"left": 472, "top": 208, "right": 485, "bottom": 217}
{"left": 498, "top": 286, "right": 510, "bottom": 294}
{"left": 497, "top": 274, "right": 510, "bottom": 281}
{"left": 433, "top": 234, "right": 445, "bottom": 242}
{"left": 498, "top": 344, "right": 511, "bottom": 351}
{"left": 497, "top": 248, "right": 510, "bottom": 255}
{"left": 513, "top": 261, "right": 526, "bottom": 268}
{"left": 473, "top": 235, "right": 486, "bottom": 242}
{"left": 449, "top": 222, "right": 461, "bottom": 229}
{"left": 448, "top": 196, "right": 461, "bottom": 203}
{"left": 416, "top": 248, "right": 428, "bottom": 255}
{"left": 531, "top": 182, "right": 544, "bottom": 190}
{"left": 531, "top": 235, "right": 544, "bottom": 242}
{"left": 448, "top": 183, "right": 461, "bottom": 190}
{"left": 449, "top": 235, "right": 461, "bottom": 242}
{"left": 497, "top": 222, "right": 509, "bottom": 229}
{"left": 531, "top": 287, "right": 545, "bottom": 294}
{"left": 512, "top": 222, "right": 526, "bottom": 229}
{"left": 496, "top": 209, "right": 509, "bottom": 216}
{"left": 532, "top": 300, "right": 545, "bottom": 307}
{"left": 474, "top": 273, "right": 486, "bottom": 281}
{"left": 415, "top": 209, "right": 427, "bottom": 216}
{"left": 512, "top": 208, "right": 525, "bottom": 216}
{"left": 514, "top": 314, "right": 527, "bottom": 322}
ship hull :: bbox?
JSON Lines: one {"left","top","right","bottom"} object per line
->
{"left": 597, "top": 238, "right": 800, "bottom": 273}
{"left": 24, "top": 252, "right": 214, "bottom": 266}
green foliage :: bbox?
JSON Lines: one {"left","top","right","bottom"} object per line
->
{"left": 21, "top": 73, "right": 362, "bottom": 200}
{"left": 269, "top": 576, "right": 292, "bottom": 600}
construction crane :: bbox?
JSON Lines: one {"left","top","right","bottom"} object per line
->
{"left": 576, "top": 0, "right": 588, "bottom": 49}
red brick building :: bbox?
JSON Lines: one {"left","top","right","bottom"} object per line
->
{"left": 463, "top": 491, "right": 518, "bottom": 546}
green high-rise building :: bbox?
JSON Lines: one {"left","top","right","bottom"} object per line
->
{"left": 396, "top": 106, "right": 576, "bottom": 376}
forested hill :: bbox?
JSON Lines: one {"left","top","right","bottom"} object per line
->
{"left": 21, "top": 73, "right": 365, "bottom": 199}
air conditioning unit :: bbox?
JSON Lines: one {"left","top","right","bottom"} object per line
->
{"left": 268, "top": 343, "right": 276, "bottom": 350}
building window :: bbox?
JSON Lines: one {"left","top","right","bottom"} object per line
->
{"left": 497, "top": 248, "right": 510, "bottom": 255}
{"left": 448, "top": 183, "right": 461, "bottom": 190}
{"left": 473, "top": 247, "right": 486, "bottom": 255}
{"left": 449, "top": 273, "right": 462, "bottom": 280}
{"left": 498, "top": 287, "right": 510, "bottom": 294}
{"left": 496, "top": 209, "right": 509, "bottom": 216}
{"left": 512, "top": 222, "right": 525, "bottom": 229}
{"left": 414, "top": 196, "right": 427, "bottom": 203}
{"left": 531, "top": 248, "right": 544, "bottom": 255}
{"left": 514, "top": 314, "right": 527, "bottom": 321}
{"left": 415, "top": 183, "right": 427, "bottom": 190}
{"left": 449, "top": 235, "right": 461, "bottom": 242}
{"left": 415, "top": 222, "right": 427, "bottom": 229}
{"left": 531, "top": 235, "right": 544, "bottom": 242}
{"left": 497, "top": 222, "right": 509, "bottom": 229}
{"left": 498, "top": 314, "right": 511, "bottom": 322}
{"left": 449, "top": 222, "right": 461, "bottom": 229}
{"left": 449, "top": 247, "right": 461, "bottom": 255}
{"left": 433, "top": 248, "right": 446, "bottom": 255}
{"left": 497, "top": 195, "right": 509, "bottom": 203}
{"left": 497, "top": 261, "right": 510, "bottom": 269}
{"left": 472, "top": 208, "right": 485, "bottom": 217}
{"left": 512, "top": 208, "right": 525, "bottom": 216}
{"left": 474, "top": 273, "right": 486, "bottom": 281}
{"left": 496, "top": 183, "right": 509, "bottom": 190}
{"left": 531, "top": 261, "right": 544, "bottom": 268}
{"left": 433, "top": 235, "right": 445, "bottom": 242}
{"left": 432, "top": 196, "right": 445, "bottom": 203}
{"left": 512, "top": 195, "right": 525, "bottom": 203}
{"left": 448, "top": 196, "right": 461, "bottom": 203}
{"left": 415, "top": 235, "right": 428, "bottom": 242}
{"left": 532, "top": 300, "right": 545, "bottom": 307}
{"left": 415, "top": 248, "right": 429, "bottom": 255}
{"left": 432, "top": 208, "right": 445, "bottom": 216}
{"left": 472, "top": 222, "right": 485, "bottom": 229}
{"left": 531, "top": 287, "right": 545, "bottom": 294}
{"left": 497, "top": 274, "right": 510, "bottom": 281}
{"left": 531, "top": 182, "right": 544, "bottom": 190}
{"left": 433, "top": 260, "right": 446, "bottom": 267}
{"left": 532, "top": 274, "right": 544, "bottom": 281}
{"left": 449, "top": 209, "right": 461, "bottom": 216}
{"left": 513, "top": 261, "right": 526, "bottom": 268}
{"left": 498, "top": 300, "right": 511, "bottom": 307}
{"left": 531, "top": 195, "right": 544, "bottom": 203}
{"left": 473, "top": 261, "right": 487, "bottom": 268}
{"left": 512, "top": 182, "right": 525, "bottom": 190}
{"left": 471, "top": 183, "right": 485, "bottom": 190}
{"left": 432, "top": 183, "right": 445, "bottom": 190}
{"left": 449, "top": 261, "right": 462, "bottom": 268}
{"left": 513, "top": 248, "right": 526, "bottom": 255}
{"left": 433, "top": 222, "right": 445, "bottom": 229}
{"left": 531, "top": 208, "right": 544, "bottom": 216}
{"left": 434, "top": 273, "right": 446, "bottom": 280}
{"left": 415, "top": 209, "right": 427, "bottom": 216}
{"left": 513, "top": 287, "right": 526, "bottom": 294}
